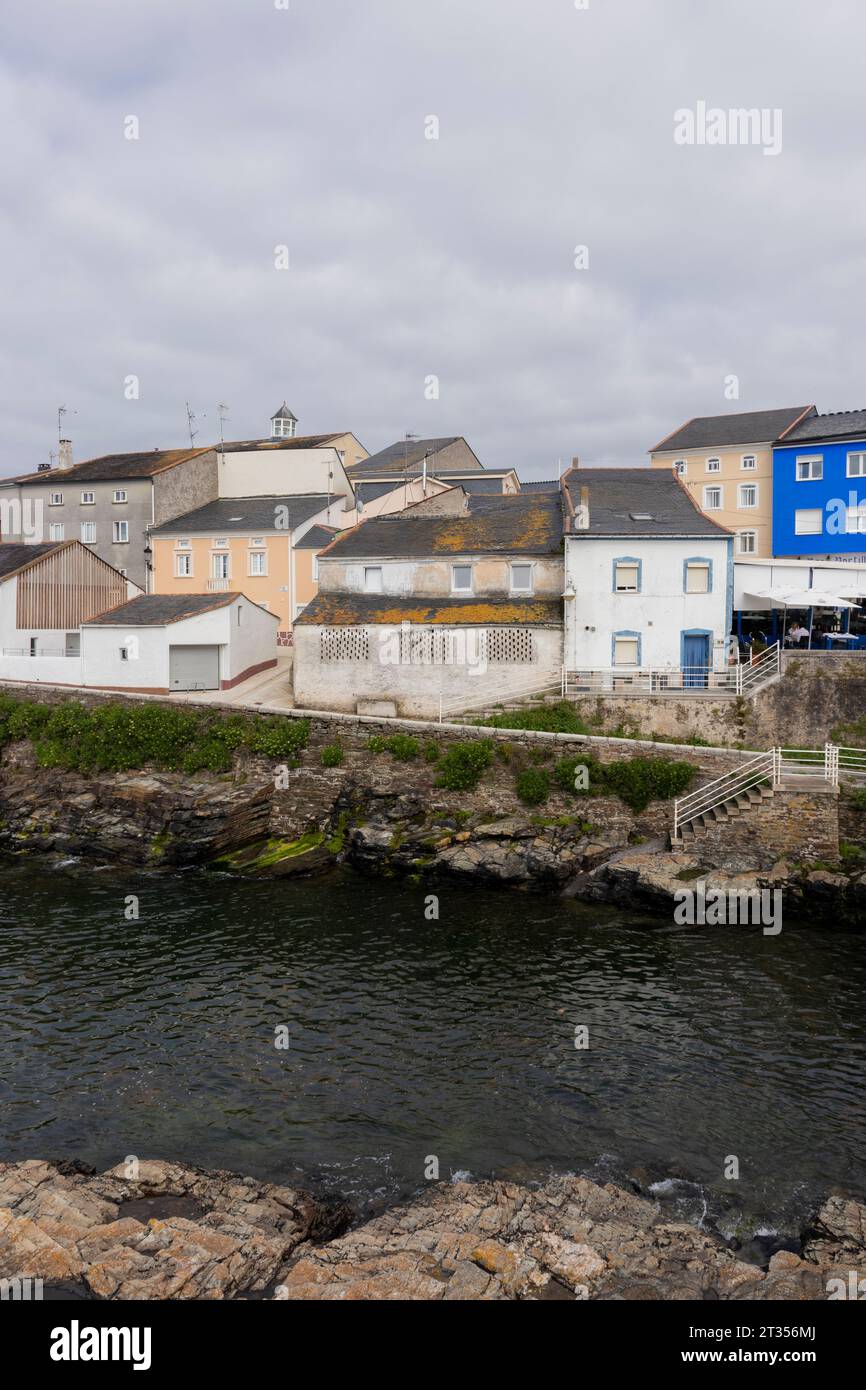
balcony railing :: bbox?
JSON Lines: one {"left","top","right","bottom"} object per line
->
{"left": 206, "top": 578, "right": 230, "bottom": 591}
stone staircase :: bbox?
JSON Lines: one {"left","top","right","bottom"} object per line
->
{"left": 673, "top": 782, "right": 775, "bottom": 844}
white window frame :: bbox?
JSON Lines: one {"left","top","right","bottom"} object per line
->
{"left": 847, "top": 452, "right": 866, "bottom": 478}
{"left": 212, "top": 552, "right": 230, "bottom": 579}
{"left": 796, "top": 455, "right": 823, "bottom": 481}
{"left": 80, "top": 490, "right": 95, "bottom": 505}
{"left": 272, "top": 417, "right": 296, "bottom": 438}
{"left": 174, "top": 538, "right": 191, "bottom": 550}
{"left": 48, "top": 522, "right": 64, "bottom": 541}
{"left": 451, "top": 563, "right": 473, "bottom": 594}
{"left": 705, "top": 457, "right": 721, "bottom": 473}
{"left": 364, "top": 565, "right": 383, "bottom": 593}
{"left": 673, "top": 460, "right": 687, "bottom": 477}
{"left": 741, "top": 454, "right": 757, "bottom": 471}
{"left": 795, "top": 509, "right": 823, "bottom": 536}
{"left": 80, "top": 521, "right": 96, "bottom": 543}
{"left": 509, "top": 562, "right": 534, "bottom": 595}
{"left": 248, "top": 551, "right": 267, "bottom": 577}
{"left": 211, "top": 536, "right": 229, "bottom": 548}
{"left": 313, "top": 555, "right": 320, "bottom": 582}
{"left": 703, "top": 485, "right": 723, "bottom": 511}
{"left": 112, "top": 489, "right": 128, "bottom": 503}
{"left": 845, "top": 505, "right": 866, "bottom": 536}
{"left": 737, "top": 483, "right": 758, "bottom": 509}
{"left": 113, "top": 520, "right": 129, "bottom": 543}
{"left": 736, "top": 530, "right": 757, "bottom": 555}
{"left": 249, "top": 536, "right": 266, "bottom": 547}
{"left": 175, "top": 553, "right": 193, "bottom": 577}
{"left": 49, "top": 492, "right": 63, "bottom": 506}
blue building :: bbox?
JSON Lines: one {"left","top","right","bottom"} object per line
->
{"left": 773, "top": 409, "right": 866, "bottom": 557}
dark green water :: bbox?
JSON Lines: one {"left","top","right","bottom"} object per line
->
{"left": 1, "top": 860, "right": 863, "bottom": 1238}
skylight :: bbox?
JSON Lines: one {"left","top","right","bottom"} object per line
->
{"left": 630, "top": 512, "right": 653, "bottom": 521}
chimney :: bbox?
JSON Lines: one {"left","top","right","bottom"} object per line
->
{"left": 57, "top": 439, "right": 74, "bottom": 471}
{"left": 572, "top": 456, "right": 579, "bottom": 470}
{"left": 573, "top": 485, "right": 590, "bottom": 531}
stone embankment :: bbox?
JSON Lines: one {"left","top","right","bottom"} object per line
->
{"left": 0, "top": 1159, "right": 862, "bottom": 1301}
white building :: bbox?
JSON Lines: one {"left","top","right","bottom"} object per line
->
{"left": 562, "top": 467, "right": 734, "bottom": 685}
{"left": 80, "top": 592, "right": 279, "bottom": 693}
{"left": 293, "top": 489, "right": 565, "bottom": 718}
{"left": 0, "top": 540, "right": 141, "bottom": 685}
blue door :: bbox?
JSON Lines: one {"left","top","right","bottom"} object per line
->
{"left": 683, "top": 633, "right": 710, "bottom": 688}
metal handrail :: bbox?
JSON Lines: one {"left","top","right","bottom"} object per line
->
{"left": 438, "top": 671, "right": 563, "bottom": 723}
{"left": 673, "top": 739, "right": 842, "bottom": 839}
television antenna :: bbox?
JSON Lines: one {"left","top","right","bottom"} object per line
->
{"left": 185, "top": 401, "right": 205, "bottom": 449}
{"left": 217, "top": 403, "right": 230, "bottom": 458}
{"left": 58, "top": 404, "right": 77, "bottom": 441}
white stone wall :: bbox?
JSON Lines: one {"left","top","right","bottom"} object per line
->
{"left": 564, "top": 535, "right": 732, "bottom": 669}
{"left": 293, "top": 624, "right": 563, "bottom": 719}
{"left": 318, "top": 555, "right": 563, "bottom": 598}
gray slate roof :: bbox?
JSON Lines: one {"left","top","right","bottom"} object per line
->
{"left": 652, "top": 406, "right": 814, "bottom": 452}
{"left": 0, "top": 541, "right": 63, "bottom": 578}
{"left": 294, "top": 525, "right": 338, "bottom": 550}
{"left": 563, "top": 468, "right": 731, "bottom": 538}
{"left": 1, "top": 448, "right": 212, "bottom": 486}
{"left": 519, "top": 479, "right": 561, "bottom": 493}
{"left": 347, "top": 438, "right": 481, "bottom": 478}
{"left": 151, "top": 494, "right": 340, "bottom": 535}
{"left": 318, "top": 493, "right": 564, "bottom": 559}
{"left": 780, "top": 409, "right": 866, "bottom": 444}
{"left": 217, "top": 433, "right": 347, "bottom": 453}
{"left": 271, "top": 402, "right": 298, "bottom": 422}
{"left": 82, "top": 593, "right": 242, "bottom": 626}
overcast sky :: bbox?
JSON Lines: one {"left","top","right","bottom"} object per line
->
{"left": 1, "top": 0, "right": 864, "bottom": 480}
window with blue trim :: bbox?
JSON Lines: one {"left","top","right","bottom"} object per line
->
{"left": 683, "top": 557, "right": 713, "bottom": 594}
{"left": 612, "top": 631, "right": 641, "bottom": 666}
{"left": 612, "top": 556, "right": 641, "bottom": 593}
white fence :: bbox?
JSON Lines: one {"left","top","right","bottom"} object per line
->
{"left": 563, "top": 642, "right": 780, "bottom": 698}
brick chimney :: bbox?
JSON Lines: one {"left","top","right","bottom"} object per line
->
{"left": 57, "top": 439, "right": 74, "bottom": 470}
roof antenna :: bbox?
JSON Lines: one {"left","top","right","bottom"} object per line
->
{"left": 58, "top": 404, "right": 77, "bottom": 441}
{"left": 185, "top": 401, "right": 203, "bottom": 449}
{"left": 217, "top": 402, "right": 230, "bottom": 462}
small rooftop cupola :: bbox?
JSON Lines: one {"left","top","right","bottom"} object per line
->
{"left": 270, "top": 402, "right": 297, "bottom": 439}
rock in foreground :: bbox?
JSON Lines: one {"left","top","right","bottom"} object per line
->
{"left": 0, "top": 1161, "right": 862, "bottom": 1300}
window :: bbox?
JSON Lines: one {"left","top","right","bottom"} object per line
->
{"left": 80, "top": 522, "right": 95, "bottom": 543}
{"left": 451, "top": 564, "right": 473, "bottom": 593}
{"left": 237, "top": 605, "right": 243, "bottom": 626}
{"left": 705, "top": 457, "right": 721, "bottom": 473}
{"left": 212, "top": 552, "right": 230, "bottom": 579}
{"left": 212, "top": 536, "right": 228, "bottom": 548}
{"left": 795, "top": 509, "right": 823, "bottom": 536}
{"left": 120, "top": 647, "right": 129, "bottom": 662}
{"left": 175, "top": 538, "right": 191, "bottom": 550}
{"left": 846, "top": 504, "right": 866, "bottom": 535}
{"left": 49, "top": 492, "right": 63, "bottom": 506}
{"left": 613, "top": 635, "right": 640, "bottom": 666}
{"left": 684, "top": 561, "right": 711, "bottom": 594}
{"left": 613, "top": 559, "right": 640, "bottom": 593}
{"left": 673, "top": 460, "right": 687, "bottom": 477}
{"left": 249, "top": 551, "right": 267, "bottom": 576}
{"left": 249, "top": 536, "right": 265, "bottom": 547}
{"left": 364, "top": 565, "right": 383, "bottom": 593}
{"left": 796, "top": 455, "right": 823, "bottom": 481}
{"left": 272, "top": 417, "right": 296, "bottom": 438}
{"left": 741, "top": 455, "right": 757, "bottom": 471}
{"left": 847, "top": 452, "right": 866, "bottom": 478}
{"left": 703, "top": 486, "right": 722, "bottom": 510}
{"left": 80, "top": 490, "right": 95, "bottom": 505}
{"left": 113, "top": 520, "right": 129, "bottom": 543}
{"left": 510, "top": 563, "right": 533, "bottom": 594}
{"left": 313, "top": 555, "right": 320, "bottom": 582}
{"left": 29, "top": 637, "right": 37, "bottom": 657}
{"left": 175, "top": 553, "right": 193, "bottom": 577}
{"left": 49, "top": 522, "right": 64, "bottom": 541}
{"left": 737, "top": 530, "right": 757, "bottom": 555}
{"left": 113, "top": 489, "right": 128, "bottom": 503}
{"left": 738, "top": 483, "right": 758, "bottom": 509}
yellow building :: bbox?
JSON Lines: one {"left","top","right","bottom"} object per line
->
{"left": 149, "top": 495, "right": 342, "bottom": 646}
{"left": 649, "top": 406, "right": 815, "bottom": 558}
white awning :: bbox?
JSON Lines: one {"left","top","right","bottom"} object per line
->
{"left": 743, "top": 587, "right": 860, "bottom": 610}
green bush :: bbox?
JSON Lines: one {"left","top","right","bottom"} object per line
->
{"left": 320, "top": 743, "right": 344, "bottom": 768}
{"left": 554, "top": 754, "right": 599, "bottom": 796}
{"left": 0, "top": 694, "right": 311, "bottom": 775}
{"left": 601, "top": 757, "right": 694, "bottom": 813}
{"left": 423, "top": 740, "right": 440, "bottom": 762}
{"left": 366, "top": 735, "right": 387, "bottom": 753}
{"left": 475, "top": 701, "right": 589, "bottom": 735}
{"left": 515, "top": 767, "right": 551, "bottom": 806}
{"left": 384, "top": 734, "right": 419, "bottom": 761}
{"left": 436, "top": 739, "right": 493, "bottom": 792}
{"left": 849, "top": 788, "right": 866, "bottom": 811}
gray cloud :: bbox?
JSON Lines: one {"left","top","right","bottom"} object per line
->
{"left": 1, "top": 0, "right": 865, "bottom": 478}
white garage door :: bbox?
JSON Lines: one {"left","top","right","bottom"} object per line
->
{"left": 169, "top": 645, "right": 220, "bottom": 691}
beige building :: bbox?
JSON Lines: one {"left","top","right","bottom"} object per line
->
{"left": 649, "top": 406, "right": 815, "bottom": 558}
